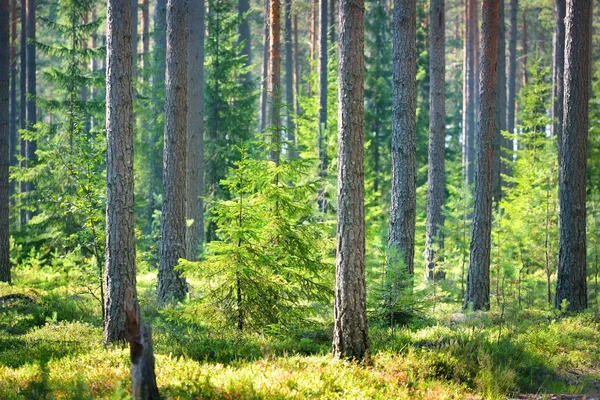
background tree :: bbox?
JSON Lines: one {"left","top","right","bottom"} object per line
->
{"left": 317, "top": 0, "right": 328, "bottom": 210}
{"left": 0, "top": 0, "right": 10, "bottom": 283}
{"left": 551, "top": 0, "right": 565, "bottom": 144}
{"left": 268, "top": 0, "right": 281, "bottom": 162}
{"left": 24, "top": 0, "right": 36, "bottom": 221}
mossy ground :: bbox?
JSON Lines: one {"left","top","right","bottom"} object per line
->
{"left": 1, "top": 266, "right": 599, "bottom": 399}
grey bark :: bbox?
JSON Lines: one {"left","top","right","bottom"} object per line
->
{"left": 18, "top": 0, "right": 24, "bottom": 227}
{"left": 185, "top": 0, "right": 205, "bottom": 261}
{"left": 284, "top": 0, "right": 296, "bottom": 158}
{"left": 551, "top": 0, "right": 565, "bottom": 149}
{"left": 329, "top": 0, "right": 335, "bottom": 44}
{"left": 9, "top": 0, "right": 15, "bottom": 203}
{"left": 425, "top": 0, "right": 445, "bottom": 281}
{"left": 332, "top": 0, "right": 369, "bottom": 362}
{"left": 269, "top": 0, "right": 281, "bottom": 162}
{"left": 388, "top": 0, "right": 416, "bottom": 275}
{"left": 25, "top": 0, "right": 35, "bottom": 214}
{"left": 0, "top": 0, "right": 10, "bottom": 282}
{"left": 462, "top": 0, "right": 476, "bottom": 187}
{"left": 464, "top": 0, "right": 499, "bottom": 311}
{"left": 317, "top": 0, "right": 328, "bottom": 210}
{"left": 157, "top": 0, "right": 188, "bottom": 303}
{"left": 555, "top": 0, "right": 591, "bottom": 312}
{"left": 104, "top": 0, "right": 137, "bottom": 343}
{"left": 493, "top": 0, "right": 506, "bottom": 203}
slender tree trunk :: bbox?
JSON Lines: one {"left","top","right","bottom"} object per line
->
{"left": 284, "top": 0, "right": 296, "bottom": 158}
{"left": 104, "top": 0, "right": 137, "bottom": 343}
{"left": 185, "top": 0, "right": 205, "bottom": 261}
{"left": 269, "top": 0, "right": 281, "bottom": 162}
{"left": 555, "top": 0, "right": 591, "bottom": 312}
{"left": 521, "top": 11, "right": 527, "bottom": 86}
{"left": 142, "top": 0, "right": 149, "bottom": 71}
{"left": 238, "top": 0, "right": 251, "bottom": 83}
{"left": 317, "top": 0, "right": 328, "bottom": 210}
{"left": 425, "top": 0, "right": 445, "bottom": 281}
{"left": 505, "top": 0, "right": 516, "bottom": 176}
{"left": 551, "top": 0, "right": 565, "bottom": 147}
{"left": 131, "top": 0, "right": 138, "bottom": 83}
{"left": 329, "top": 0, "right": 335, "bottom": 44}
{"left": 18, "top": 0, "right": 25, "bottom": 227}
{"left": 0, "top": 0, "right": 10, "bottom": 283}
{"left": 293, "top": 13, "right": 299, "bottom": 116}
{"left": 464, "top": 0, "right": 499, "bottom": 311}
{"left": 332, "top": 0, "right": 369, "bottom": 362}
{"left": 388, "top": 0, "right": 416, "bottom": 276}
{"left": 462, "top": 0, "right": 476, "bottom": 187}
{"left": 157, "top": 0, "right": 188, "bottom": 303}
{"left": 259, "top": 0, "right": 269, "bottom": 132}
{"left": 493, "top": 0, "right": 506, "bottom": 203}
{"left": 25, "top": 0, "right": 35, "bottom": 218}
{"left": 9, "top": 0, "right": 15, "bottom": 204}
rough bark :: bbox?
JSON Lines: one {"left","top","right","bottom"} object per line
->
{"left": 0, "top": 0, "right": 10, "bottom": 283}
{"left": 555, "top": 0, "right": 591, "bottom": 312}
{"left": 493, "top": 0, "right": 506, "bottom": 203}
{"left": 185, "top": 0, "right": 205, "bottom": 261}
{"left": 551, "top": 0, "right": 565, "bottom": 147}
{"left": 284, "top": 0, "right": 296, "bottom": 158}
{"left": 332, "top": 0, "right": 369, "bottom": 362}
{"left": 425, "top": 0, "right": 445, "bottom": 281}
{"left": 104, "top": 0, "right": 137, "bottom": 343}
{"left": 269, "top": 0, "right": 281, "bottom": 162}
{"left": 25, "top": 0, "right": 35, "bottom": 213}
{"left": 464, "top": 0, "right": 499, "bottom": 311}
{"left": 388, "top": 0, "right": 416, "bottom": 276}
{"left": 238, "top": 0, "right": 251, "bottom": 83}
{"left": 18, "top": 0, "right": 25, "bottom": 227}
{"left": 157, "top": 0, "right": 188, "bottom": 303}
{"left": 317, "top": 0, "right": 328, "bottom": 210}
{"left": 9, "top": 0, "right": 15, "bottom": 203}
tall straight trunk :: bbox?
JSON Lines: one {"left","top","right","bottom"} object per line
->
{"left": 310, "top": 0, "right": 316, "bottom": 71}
{"left": 388, "top": 0, "right": 416, "bottom": 276}
{"left": 25, "top": 0, "right": 35, "bottom": 215}
{"left": 506, "top": 0, "right": 517, "bottom": 164}
{"left": 18, "top": 0, "right": 25, "bottom": 227}
{"left": 147, "top": 0, "right": 166, "bottom": 234}
{"left": 464, "top": 0, "right": 499, "bottom": 311}
{"left": 317, "top": 0, "right": 327, "bottom": 210}
{"left": 259, "top": 0, "right": 269, "bottom": 132}
{"left": 104, "top": 0, "right": 137, "bottom": 343}
{"left": 425, "top": 0, "right": 445, "bottom": 281}
{"left": 238, "top": 0, "right": 251, "bottom": 83}
{"left": 157, "top": 0, "right": 188, "bottom": 303}
{"left": 521, "top": 12, "right": 527, "bottom": 86}
{"left": 462, "top": 0, "right": 476, "bottom": 186}
{"left": 284, "top": 0, "right": 296, "bottom": 158}
{"left": 552, "top": 0, "right": 565, "bottom": 145}
{"left": 9, "top": 0, "right": 15, "bottom": 203}
{"left": 293, "top": 13, "right": 299, "bottom": 116}
{"left": 131, "top": 0, "right": 138, "bottom": 82}
{"left": 269, "top": 0, "right": 281, "bottom": 162}
{"left": 0, "top": 0, "right": 10, "bottom": 282}
{"left": 185, "top": 0, "right": 205, "bottom": 261}
{"left": 332, "top": 0, "right": 368, "bottom": 362}
{"left": 493, "top": 0, "right": 506, "bottom": 203}
{"left": 81, "top": 12, "right": 91, "bottom": 134}
{"left": 329, "top": 0, "right": 335, "bottom": 44}
{"left": 555, "top": 0, "right": 591, "bottom": 312}
{"left": 142, "top": 0, "right": 149, "bottom": 70}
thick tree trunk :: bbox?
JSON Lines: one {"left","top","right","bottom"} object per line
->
{"left": 493, "top": 0, "right": 506, "bottom": 203}
{"left": 25, "top": 0, "right": 35, "bottom": 217}
{"left": 104, "top": 0, "right": 137, "bottom": 343}
{"left": 332, "top": 0, "right": 369, "bottom": 362}
{"left": 9, "top": 0, "right": 15, "bottom": 204}
{"left": 388, "top": 0, "right": 416, "bottom": 276}
{"left": 238, "top": 0, "right": 251, "bottom": 83}
{"left": 185, "top": 0, "right": 205, "bottom": 261}
{"left": 555, "top": 0, "right": 591, "bottom": 312}
{"left": 157, "top": 0, "right": 188, "bottom": 303}
{"left": 317, "top": 0, "right": 328, "bottom": 210}
{"left": 0, "top": 0, "right": 10, "bottom": 283}
{"left": 269, "top": 0, "right": 281, "bottom": 162}
{"left": 425, "top": 0, "right": 445, "bottom": 281}
{"left": 259, "top": 0, "right": 269, "bottom": 132}
{"left": 284, "top": 0, "right": 296, "bottom": 158}
{"left": 551, "top": 0, "right": 565, "bottom": 146}
{"left": 464, "top": 0, "right": 499, "bottom": 311}
{"left": 18, "top": 0, "right": 25, "bottom": 227}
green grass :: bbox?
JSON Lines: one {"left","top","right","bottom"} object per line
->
{"left": 0, "top": 266, "right": 599, "bottom": 399}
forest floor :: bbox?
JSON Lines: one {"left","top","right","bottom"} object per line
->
{"left": 1, "top": 266, "right": 599, "bottom": 399}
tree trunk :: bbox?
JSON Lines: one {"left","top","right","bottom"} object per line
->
{"left": 259, "top": 0, "right": 269, "bottom": 132}
{"left": 157, "top": 0, "right": 188, "bottom": 303}
{"left": 284, "top": 0, "right": 296, "bottom": 158}
{"left": 521, "top": 11, "right": 527, "bottom": 86}
{"left": 505, "top": 0, "right": 516, "bottom": 177}
{"left": 269, "top": 0, "right": 281, "bottom": 162}
{"left": 25, "top": 0, "right": 35, "bottom": 218}
{"left": 185, "top": 0, "right": 205, "bottom": 261}
{"left": 131, "top": 0, "right": 138, "bottom": 83}
{"left": 18, "top": 0, "right": 25, "bottom": 227}
{"left": 462, "top": 0, "right": 476, "bottom": 187}
{"left": 293, "top": 13, "right": 299, "bottom": 116}
{"left": 332, "top": 0, "right": 369, "bottom": 362}
{"left": 104, "top": 0, "right": 137, "bottom": 343}
{"left": 555, "top": 0, "right": 591, "bottom": 312}
{"left": 142, "top": 0, "right": 149, "bottom": 71}
{"left": 388, "top": 0, "right": 416, "bottom": 276}
{"left": 0, "top": 0, "right": 10, "bottom": 283}
{"left": 317, "top": 0, "right": 328, "bottom": 210}
{"left": 238, "top": 0, "right": 251, "bottom": 83}
{"left": 329, "top": 0, "right": 335, "bottom": 44}
{"left": 551, "top": 0, "right": 565, "bottom": 147}
{"left": 464, "top": 0, "right": 499, "bottom": 311}
{"left": 425, "top": 0, "right": 445, "bottom": 281}
{"left": 493, "top": 0, "right": 506, "bottom": 203}
{"left": 9, "top": 0, "right": 15, "bottom": 204}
